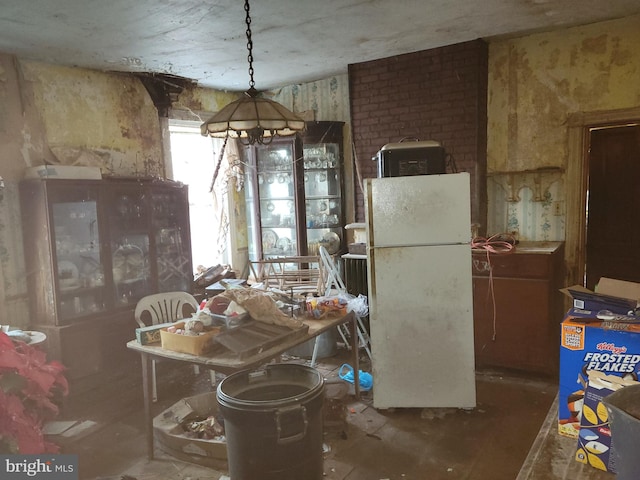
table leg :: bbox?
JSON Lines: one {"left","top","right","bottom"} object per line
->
{"left": 351, "top": 315, "right": 360, "bottom": 399}
{"left": 141, "top": 352, "right": 154, "bottom": 460}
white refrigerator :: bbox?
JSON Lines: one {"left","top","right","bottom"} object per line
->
{"left": 365, "top": 172, "right": 476, "bottom": 409}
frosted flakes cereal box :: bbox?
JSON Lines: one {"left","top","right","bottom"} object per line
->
{"left": 558, "top": 315, "right": 640, "bottom": 439}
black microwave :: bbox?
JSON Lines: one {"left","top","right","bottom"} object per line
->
{"left": 375, "top": 141, "right": 446, "bottom": 177}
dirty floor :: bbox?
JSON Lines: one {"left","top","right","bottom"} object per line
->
{"left": 48, "top": 347, "right": 604, "bottom": 480}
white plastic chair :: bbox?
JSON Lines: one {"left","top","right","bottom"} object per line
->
{"left": 134, "top": 291, "right": 200, "bottom": 402}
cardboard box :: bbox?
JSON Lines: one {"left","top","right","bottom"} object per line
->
{"left": 210, "top": 312, "right": 250, "bottom": 329}
{"left": 345, "top": 223, "right": 366, "bottom": 244}
{"left": 348, "top": 243, "right": 366, "bottom": 255}
{"left": 558, "top": 315, "right": 640, "bottom": 439}
{"left": 24, "top": 165, "right": 102, "bottom": 180}
{"left": 575, "top": 371, "right": 638, "bottom": 473}
{"left": 160, "top": 322, "right": 221, "bottom": 355}
{"left": 561, "top": 277, "right": 640, "bottom": 316}
{"left": 135, "top": 321, "right": 176, "bottom": 345}
{"left": 153, "top": 391, "right": 227, "bottom": 468}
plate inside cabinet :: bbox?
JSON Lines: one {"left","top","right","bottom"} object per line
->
{"left": 276, "top": 236, "right": 292, "bottom": 253}
{"left": 58, "top": 260, "right": 80, "bottom": 290}
{"left": 262, "top": 229, "right": 278, "bottom": 249}
{"left": 113, "top": 244, "right": 145, "bottom": 283}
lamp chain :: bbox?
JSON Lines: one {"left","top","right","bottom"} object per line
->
{"left": 244, "top": 0, "right": 255, "bottom": 90}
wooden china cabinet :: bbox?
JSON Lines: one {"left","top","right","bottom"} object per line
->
{"left": 244, "top": 121, "right": 346, "bottom": 261}
{"left": 20, "top": 176, "right": 193, "bottom": 379}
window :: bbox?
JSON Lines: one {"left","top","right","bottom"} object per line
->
{"left": 168, "top": 122, "right": 230, "bottom": 272}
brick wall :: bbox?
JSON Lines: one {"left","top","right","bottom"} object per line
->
{"left": 348, "top": 39, "right": 488, "bottom": 229}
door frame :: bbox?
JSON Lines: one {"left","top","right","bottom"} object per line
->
{"left": 565, "top": 106, "right": 640, "bottom": 286}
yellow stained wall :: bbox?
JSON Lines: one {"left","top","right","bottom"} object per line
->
{"left": 22, "top": 62, "right": 163, "bottom": 176}
{"left": 488, "top": 14, "right": 640, "bottom": 172}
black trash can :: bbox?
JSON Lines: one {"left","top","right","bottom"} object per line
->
{"left": 603, "top": 384, "right": 640, "bottom": 480}
{"left": 217, "top": 364, "right": 325, "bottom": 480}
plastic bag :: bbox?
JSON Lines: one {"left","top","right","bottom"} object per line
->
{"left": 338, "top": 363, "right": 373, "bottom": 391}
{"left": 306, "top": 293, "right": 369, "bottom": 318}
{"left": 346, "top": 294, "right": 368, "bottom": 317}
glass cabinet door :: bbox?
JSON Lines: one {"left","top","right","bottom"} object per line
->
{"left": 244, "top": 162, "right": 260, "bottom": 261}
{"left": 245, "top": 137, "right": 306, "bottom": 260}
{"left": 244, "top": 123, "right": 343, "bottom": 260}
{"left": 50, "top": 186, "right": 107, "bottom": 321}
{"left": 21, "top": 178, "right": 195, "bottom": 330}
{"left": 151, "top": 188, "right": 192, "bottom": 292}
{"left": 106, "top": 186, "right": 152, "bottom": 306}
{"left": 255, "top": 141, "right": 301, "bottom": 258}
{"left": 303, "top": 123, "right": 344, "bottom": 256}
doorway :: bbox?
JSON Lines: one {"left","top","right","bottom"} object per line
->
{"left": 585, "top": 124, "right": 640, "bottom": 289}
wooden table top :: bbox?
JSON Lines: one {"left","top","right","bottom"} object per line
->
{"left": 126, "top": 311, "right": 355, "bottom": 375}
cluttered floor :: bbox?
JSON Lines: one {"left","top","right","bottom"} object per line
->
{"left": 47, "top": 346, "right": 608, "bottom": 480}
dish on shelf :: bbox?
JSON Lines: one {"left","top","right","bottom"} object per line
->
{"left": 320, "top": 232, "right": 341, "bottom": 254}
{"left": 112, "top": 244, "right": 145, "bottom": 283}
{"left": 262, "top": 229, "right": 278, "bottom": 250}
{"left": 6, "top": 330, "right": 47, "bottom": 345}
{"left": 276, "top": 236, "right": 292, "bottom": 253}
{"left": 57, "top": 260, "right": 80, "bottom": 290}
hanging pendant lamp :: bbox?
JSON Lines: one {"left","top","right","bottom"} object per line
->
{"left": 201, "top": 0, "right": 305, "bottom": 145}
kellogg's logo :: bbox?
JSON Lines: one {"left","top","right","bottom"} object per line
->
{"left": 596, "top": 342, "right": 627, "bottom": 355}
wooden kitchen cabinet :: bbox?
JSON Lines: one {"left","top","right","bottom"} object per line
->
{"left": 20, "top": 176, "right": 193, "bottom": 378}
{"left": 472, "top": 242, "right": 565, "bottom": 376}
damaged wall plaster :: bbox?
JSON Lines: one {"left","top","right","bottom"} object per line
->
{"left": 486, "top": 14, "right": 640, "bottom": 241}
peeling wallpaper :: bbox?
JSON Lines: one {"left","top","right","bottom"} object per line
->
{"left": 486, "top": 14, "right": 640, "bottom": 240}
{"left": 488, "top": 15, "right": 640, "bottom": 173}
{"left": 0, "top": 56, "right": 48, "bottom": 180}
{"left": 0, "top": 184, "right": 28, "bottom": 327}
{"left": 269, "top": 74, "right": 351, "bottom": 123}
{"left": 22, "top": 62, "right": 164, "bottom": 177}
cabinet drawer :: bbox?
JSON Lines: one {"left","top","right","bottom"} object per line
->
{"left": 472, "top": 252, "right": 551, "bottom": 279}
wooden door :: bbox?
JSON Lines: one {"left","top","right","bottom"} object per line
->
{"left": 586, "top": 125, "right": 640, "bottom": 289}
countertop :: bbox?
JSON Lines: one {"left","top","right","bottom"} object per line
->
{"left": 473, "top": 240, "right": 564, "bottom": 255}
{"left": 345, "top": 241, "right": 564, "bottom": 256}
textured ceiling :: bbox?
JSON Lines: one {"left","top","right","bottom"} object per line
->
{"left": 1, "top": 0, "right": 639, "bottom": 91}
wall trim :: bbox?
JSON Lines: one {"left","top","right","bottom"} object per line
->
{"left": 565, "top": 106, "right": 640, "bottom": 285}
